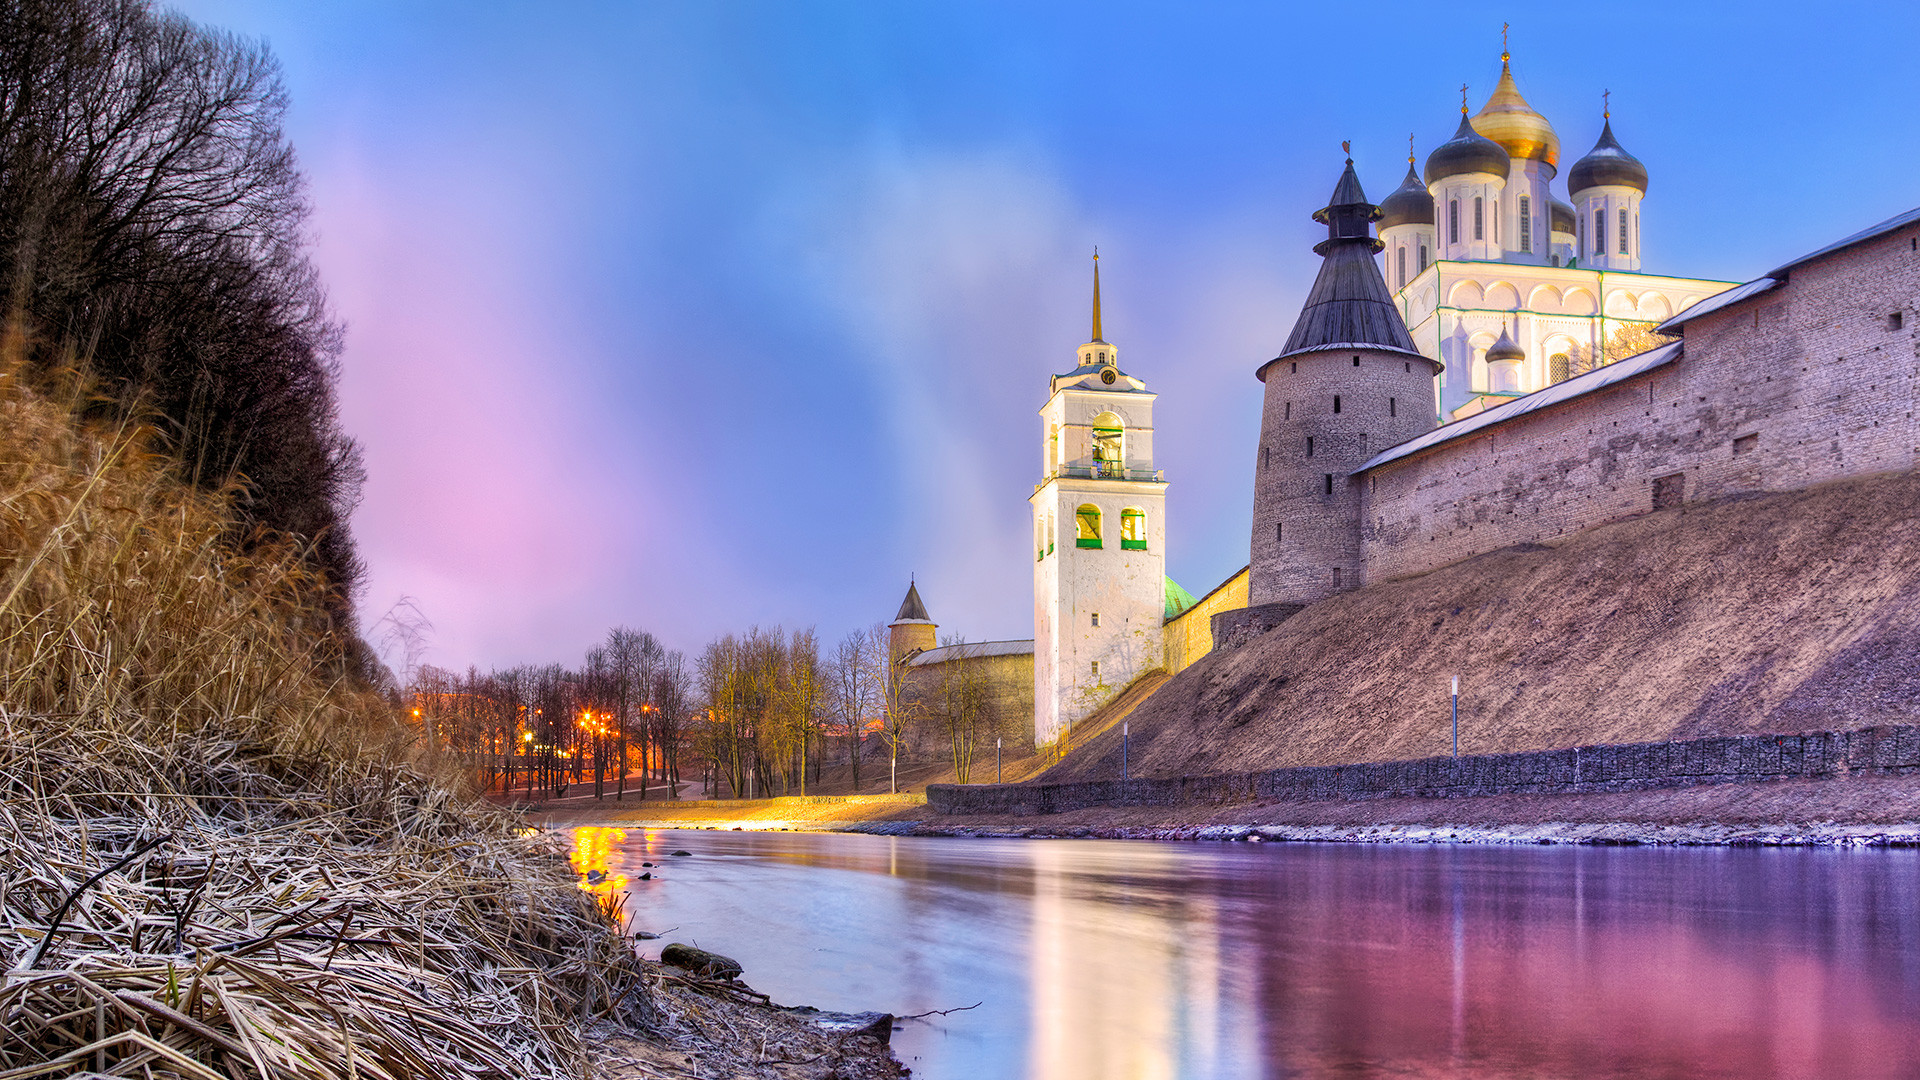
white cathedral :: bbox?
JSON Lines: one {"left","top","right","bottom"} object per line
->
{"left": 1381, "top": 50, "right": 1730, "bottom": 419}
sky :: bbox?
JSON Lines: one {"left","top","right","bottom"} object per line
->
{"left": 166, "top": 0, "right": 1920, "bottom": 673}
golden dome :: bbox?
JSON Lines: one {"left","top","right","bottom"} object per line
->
{"left": 1472, "top": 58, "right": 1560, "bottom": 173}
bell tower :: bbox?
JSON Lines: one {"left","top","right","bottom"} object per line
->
{"left": 1031, "top": 254, "right": 1168, "bottom": 747}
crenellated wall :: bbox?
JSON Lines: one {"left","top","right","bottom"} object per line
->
{"left": 1357, "top": 218, "right": 1920, "bottom": 586}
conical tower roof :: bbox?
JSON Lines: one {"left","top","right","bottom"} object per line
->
{"left": 892, "top": 582, "right": 932, "bottom": 624}
{"left": 1267, "top": 155, "right": 1423, "bottom": 373}
{"left": 1473, "top": 55, "right": 1560, "bottom": 172}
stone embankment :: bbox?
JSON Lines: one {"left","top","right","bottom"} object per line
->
{"left": 927, "top": 724, "right": 1920, "bottom": 817}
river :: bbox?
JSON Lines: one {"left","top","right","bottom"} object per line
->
{"left": 565, "top": 827, "right": 1920, "bottom": 1079}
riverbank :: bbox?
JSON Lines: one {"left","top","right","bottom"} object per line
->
{"left": 531, "top": 773, "right": 1920, "bottom": 846}
{"left": 0, "top": 361, "right": 903, "bottom": 1080}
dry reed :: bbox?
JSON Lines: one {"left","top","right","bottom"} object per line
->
{"left": 0, "top": 352, "right": 653, "bottom": 1079}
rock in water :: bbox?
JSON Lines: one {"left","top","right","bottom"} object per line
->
{"left": 660, "top": 943, "right": 744, "bottom": 980}
{"left": 670, "top": 850, "right": 693, "bottom": 856}
{"left": 788, "top": 1007, "right": 896, "bottom": 1045}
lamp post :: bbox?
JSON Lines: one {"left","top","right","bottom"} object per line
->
{"left": 521, "top": 730, "right": 534, "bottom": 799}
{"left": 1451, "top": 676, "right": 1460, "bottom": 760}
{"left": 584, "top": 712, "right": 604, "bottom": 799}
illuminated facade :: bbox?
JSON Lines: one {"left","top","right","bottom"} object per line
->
{"left": 1377, "top": 50, "right": 1733, "bottom": 419}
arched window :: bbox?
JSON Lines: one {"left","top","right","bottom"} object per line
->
{"left": 1618, "top": 209, "right": 1629, "bottom": 254}
{"left": 1449, "top": 200, "right": 1459, "bottom": 244}
{"left": 1036, "top": 515, "right": 1046, "bottom": 561}
{"left": 1474, "top": 197, "right": 1484, "bottom": 240}
{"left": 1091, "top": 411, "right": 1124, "bottom": 477}
{"left": 1048, "top": 423, "right": 1060, "bottom": 473}
{"left": 1549, "top": 353, "right": 1571, "bottom": 383}
{"left": 1594, "top": 209, "right": 1605, "bottom": 252}
{"left": 1419, "top": 243, "right": 1429, "bottom": 272}
{"left": 1518, "top": 196, "right": 1532, "bottom": 253}
{"left": 1397, "top": 246, "right": 1407, "bottom": 288}
{"left": 1046, "top": 511, "right": 1054, "bottom": 555}
{"left": 1075, "top": 504, "right": 1102, "bottom": 548}
{"left": 1121, "top": 508, "right": 1147, "bottom": 550}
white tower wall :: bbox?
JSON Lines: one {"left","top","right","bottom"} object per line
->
{"left": 1031, "top": 343, "right": 1167, "bottom": 747}
{"left": 1378, "top": 223, "right": 1436, "bottom": 292}
{"left": 1574, "top": 185, "right": 1643, "bottom": 271}
{"left": 1500, "top": 160, "right": 1554, "bottom": 264}
{"left": 1432, "top": 172, "right": 1508, "bottom": 261}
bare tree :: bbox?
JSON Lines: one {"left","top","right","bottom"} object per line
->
{"left": 864, "top": 621, "right": 920, "bottom": 794}
{"left": 934, "top": 637, "right": 990, "bottom": 783}
{"left": 653, "top": 649, "right": 690, "bottom": 797}
{"left": 605, "top": 627, "right": 661, "bottom": 800}
{"left": 783, "top": 629, "right": 821, "bottom": 795}
{"left": 831, "top": 629, "right": 872, "bottom": 791}
{"left": 374, "top": 596, "right": 433, "bottom": 695}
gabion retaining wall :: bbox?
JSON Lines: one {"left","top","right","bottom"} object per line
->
{"left": 926, "top": 725, "right": 1920, "bottom": 817}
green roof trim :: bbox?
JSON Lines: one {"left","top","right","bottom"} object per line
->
{"left": 1163, "top": 576, "right": 1199, "bottom": 621}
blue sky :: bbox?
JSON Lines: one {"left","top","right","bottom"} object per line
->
{"left": 168, "top": 0, "right": 1920, "bottom": 670}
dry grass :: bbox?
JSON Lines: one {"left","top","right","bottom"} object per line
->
{"left": 0, "top": 351, "right": 652, "bottom": 1079}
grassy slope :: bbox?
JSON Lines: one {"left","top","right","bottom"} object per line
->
{"left": 1046, "top": 469, "right": 1920, "bottom": 783}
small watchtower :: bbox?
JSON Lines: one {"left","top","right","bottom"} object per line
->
{"left": 1250, "top": 152, "right": 1440, "bottom": 607}
{"left": 888, "top": 581, "right": 936, "bottom": 666}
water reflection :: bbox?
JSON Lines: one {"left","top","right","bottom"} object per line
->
{"left": 567, "top": 825, "right": 630, "bottom": 900}
{"left": 601, "top": 831, "right": 1920, "bottom": 1079}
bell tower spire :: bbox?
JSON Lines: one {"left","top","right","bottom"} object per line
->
{"left": 1091, "top": 248, "right": 1104, "bottom": 343}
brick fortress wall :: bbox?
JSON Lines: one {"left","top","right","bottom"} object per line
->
{"left": 1358, "top": 222, "right": 1920, "bottom": 583}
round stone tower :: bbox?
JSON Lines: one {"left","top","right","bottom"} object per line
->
{"left": 888, "top": 581, "right": 937, "bottom": 665}
{"left": 1249, "top": 154, "right": 1440, "bottom": 608}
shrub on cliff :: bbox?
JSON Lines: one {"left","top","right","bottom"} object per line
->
{"left": 0, "top": 0, "right": 364, "bottom": 660}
